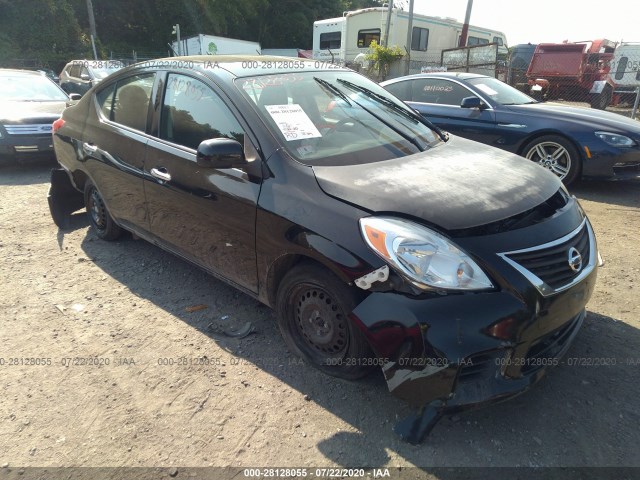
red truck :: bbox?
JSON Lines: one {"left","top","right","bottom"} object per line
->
{"left": 526, "top": 39, "right": 616, "bottom": 109}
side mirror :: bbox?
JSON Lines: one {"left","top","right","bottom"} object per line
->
{"left": 196, "top": 138, "right": 246, "bottom": 168}
{"left": 460, "top": 96, "right": 484, "bottom": 109}
{"left": 68, "top": 93, "right": 82, "bottom": 101}
{"left": 80, "top": 73, "right": 91, "bottom": 81}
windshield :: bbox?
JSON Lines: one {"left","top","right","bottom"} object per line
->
{"left": 0, "top": 74, "right": 68, "bottom": 101}
{"left": 467, "top": 76, "right": 536, "bottom": 105}
{"left": 235, "top": 71, "right": 441, "bottom": 166}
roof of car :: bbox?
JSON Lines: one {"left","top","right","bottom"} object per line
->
{"left": 125, "top": 55, "right": 348, "bottom": 77}
{"left": 383, "top": 72, "right": 488, "bottom": 83}
{"left": 0, "top": 68, "right": 44, "bottom": 77}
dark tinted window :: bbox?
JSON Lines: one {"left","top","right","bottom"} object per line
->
{"left": 468, "top": 36, "right": 489, "bottom": 46}
{"left": 68, "top": 64, "right": 81, "bottom": 78}
{"left": 96, "top": 83, "right": 116, "bottom": 119}
{"left": 160, "top": 73, "right": 244, "bottom": 150}
{"left": 410, "top": 79, "right": 471, "bottom": 105}
{"left": 493, "top": 36, "right": 504, "bottom": 46}
{"left": 384, "top": 81, "right": 411, "bottom": 101}
{"left": 358, "top": 29, "right": 380, "bottom": 48}
{"left": 319, "top": 32, "right": 341, "bottom": 50}
{"left": 112, "top": 74, "right": 154, "bottom": 131}
{"left": 615, "top": 56, "right": 628, "bottom": 80}
{"left": 411, "top": 27, "right": 429, "bottom": 51}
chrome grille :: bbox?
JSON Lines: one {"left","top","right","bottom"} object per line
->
{"left": 498, "top": 219, "right": 596, "bottom": 296}
{"left": 4, "top": 124, "right": 53, "bottom": 135}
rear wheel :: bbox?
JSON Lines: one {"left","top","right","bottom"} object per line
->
{"left": 276, "top": 263, "right": 374, "bottom": 380}
{"left": 522, "top": 135, "right": 581, "bottom": 186}
{"left": 84, "top": 181, "right": 122, "bottom": 241}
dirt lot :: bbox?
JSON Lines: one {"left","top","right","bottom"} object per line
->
{"left": 1, "top": 159, "right": 639, "bottom": 476}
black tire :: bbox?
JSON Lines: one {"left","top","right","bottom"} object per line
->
{"left": 590, "top": 84, "right": 613, "bottom": 110}
{"left": 522, "top": 135, "right": 581, "bottom": 186}
{"left": 276, "top": 263, "right": 374, "bottom": 380}
{"left": 84, "top": 181, "right": 122, "bottom": 241}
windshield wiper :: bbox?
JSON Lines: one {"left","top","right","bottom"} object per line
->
{"left": 314, "top": 77, "right": 425, "bottom": 152}
{"left": 336, "top": 78, "right": 449, "bottom": 142}
{"left": 314, "top": 77, "right": 351, "bottom": 106}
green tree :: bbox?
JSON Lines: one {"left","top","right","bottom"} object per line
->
{"left": 0, "top": 0, "right": 87, "bottom": 68}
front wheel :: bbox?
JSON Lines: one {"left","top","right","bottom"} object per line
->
{"left": 522, "top": 135, "right": 581, "bottom": 186}
{"left": 276, "top": 263, "right": 374, "bottom": 380}
{"left": 84, "top": 181, "right": 122, "bottom": 241}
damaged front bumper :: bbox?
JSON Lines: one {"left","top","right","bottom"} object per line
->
{"left": 350, "top": 245, "right": 597, "bottom": 442}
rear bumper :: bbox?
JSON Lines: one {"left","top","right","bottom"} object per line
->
{"left": 0, "top": 134, "right": 55, "bottom": 155}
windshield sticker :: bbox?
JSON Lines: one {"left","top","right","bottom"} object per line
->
{"left": 297, "top": 145, "right": 316, "bottom": 157}
{"left": 475, "top": 84, "right": 498, "bottom": 96}
{"left": 265, "top": 104, "right": 322, "bottom": 141}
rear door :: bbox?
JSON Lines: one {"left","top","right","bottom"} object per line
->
{"left": 143, "top": 71, "right": 262, "bottom": 292}
{"left": 80, "top": 73, "right": 155, "bottom": 232}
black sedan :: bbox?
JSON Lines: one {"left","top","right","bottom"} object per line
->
{"left": 50, "top": 57, "right": 598, "bottom": 442}
{"left": 381, "top": 72, "right": 640, "bottom": 185}
{"left": 0, "top": 69, "right": 79, "bottom": 159}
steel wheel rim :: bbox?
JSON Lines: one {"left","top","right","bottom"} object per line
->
{"left": 89, "top": 188, "right": 107, "bottom": 231}
{"left": 293, "top": 284, "right": 349, "bottom": 362}
{"left": 525, "top": 141, "right": 571, "bottom": 180}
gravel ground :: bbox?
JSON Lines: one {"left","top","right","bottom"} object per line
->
{"left": 0, "top": 159, "right": 639, "bottom": 477}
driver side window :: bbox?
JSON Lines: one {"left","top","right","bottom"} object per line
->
{"left": 160, "top": 73, "right": 244, "bottom": 150}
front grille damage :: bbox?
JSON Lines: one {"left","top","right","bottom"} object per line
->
{"left": 499, "top": 218, "right": 596, "bottom": 296}
{"left": 507, "top": 221, "right": 590, "bottom": 289}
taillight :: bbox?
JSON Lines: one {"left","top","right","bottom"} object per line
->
{"left": 52, "top": 118, "right": 65, "bottom": 133}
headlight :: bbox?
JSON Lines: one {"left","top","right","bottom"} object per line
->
{"left": 359, "top": 217, "right": 494, "bottom": 291}
{"left": 595, "top": 131, "right": 636, "bottom": 147}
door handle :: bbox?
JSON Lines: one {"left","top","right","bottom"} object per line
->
{"left": 150, "top": 167, "right": 171, "bottom": 182}
{"left": 82, "top": 142, "right": 97, "bottom": 154}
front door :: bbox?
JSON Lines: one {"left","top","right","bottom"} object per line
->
{"left": 144, "top": 72, "right": 262, "bottom": 292}
{"left": 403, "top": 78, "right": 500, "bottom": 145}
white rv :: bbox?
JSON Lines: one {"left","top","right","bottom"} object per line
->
{"left": 172, "top": 34, "right": 261, "bottom": 56}
{"left": 312, "top": 7, "right": 507, "bottom": 65}
{"left": 610, "top": 42, "right": 640, "bottom": 87}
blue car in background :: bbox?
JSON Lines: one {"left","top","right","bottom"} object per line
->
{"left": 381, "top": 72, "right": 640, "bottom": 185}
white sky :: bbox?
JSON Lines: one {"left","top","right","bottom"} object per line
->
{"left": 407, "top": 0, "right": 639, "bottom": 46}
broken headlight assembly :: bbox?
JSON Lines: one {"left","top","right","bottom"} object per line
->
{"left": 359, "top": 216, "right": 494, "bottom": 291}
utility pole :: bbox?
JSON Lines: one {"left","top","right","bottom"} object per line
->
{"left": 85, "top": 0, "right": 98, "bottom": 59}
{"left": 404, "top": 0, "right": 414, "bottom": 74}
{"left": 172, "top": 24, "right": 182, "bottom": 56}
{"left": 383, "top": 0, "right": 394, "bottom": 47}
{"left": 459, "top": 0, "right": 473, "bottom": 47}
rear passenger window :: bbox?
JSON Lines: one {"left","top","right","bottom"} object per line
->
{"left": 410, "top": 79, "right": 471, "bottom": 106}
{"left": 160, "top": 73, "right": 244, "bottom": 150}
{"left": 96, "top": 83, "right": 116, "bottom": 119}
{"left": 111, "top": 74, "right": 154, "bottom": 131}
{"left": 384, "top": 81, "right": 411, "bottom": 101}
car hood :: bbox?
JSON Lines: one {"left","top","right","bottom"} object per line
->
{"left": 505, "top": 102, "right": 640, "bottom": 134}
{"left": 312, "top": 135, "right": 561, "bottom": 231}
{"left": 0, "top": 101, "right": 68, "bottom": 124}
